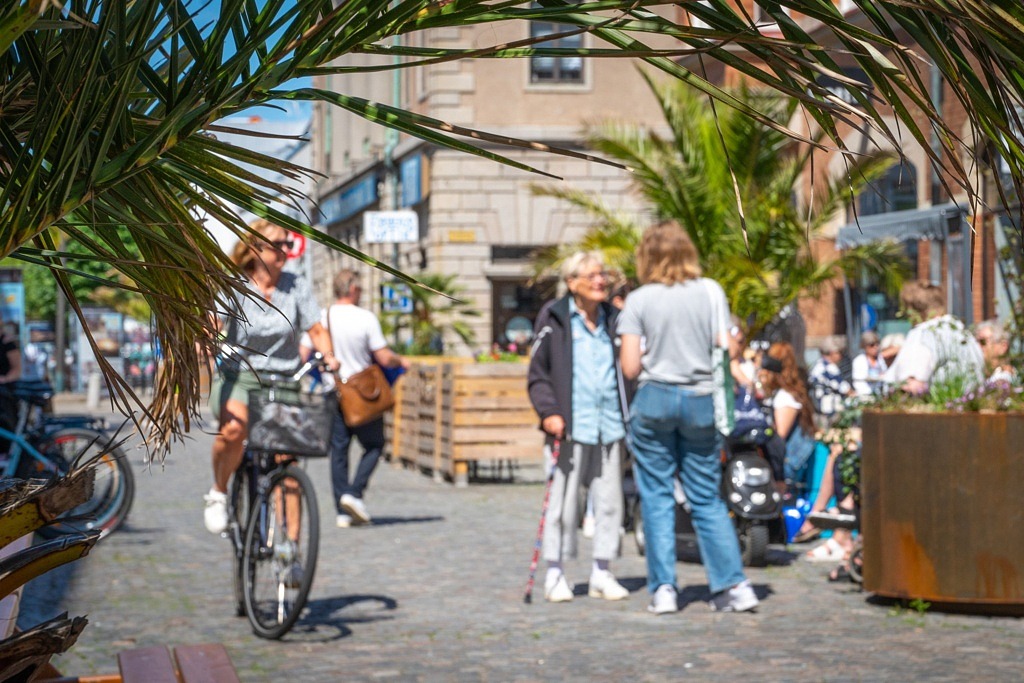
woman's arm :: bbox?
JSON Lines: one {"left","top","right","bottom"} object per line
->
{"left": 620, "top": 334, "right": 642, "bottom": 381}
{"left": 773, "top": 404, "right": 798, "bottom": 440}
{"left": 305, "top": 322, "right": 340, "bottom": 372}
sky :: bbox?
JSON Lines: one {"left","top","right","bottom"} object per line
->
{"left": 186, "top": 0, "right": 312, "bottom": 125}
{"left": 181, "top": 0, "right": 317, "bottom": 251}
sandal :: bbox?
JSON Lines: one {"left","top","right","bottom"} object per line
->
{"left": 792, "top": 526, "right": 822, "bottom": 544}
{"left": 828, "top": 563, "right": 852, "bottom": 583}
{"left": 805, "top": 538, "right": 847, "bottom": 563}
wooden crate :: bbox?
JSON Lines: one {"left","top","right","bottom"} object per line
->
{"left": 387, "top": 360, "right": 544, "bottom": 485}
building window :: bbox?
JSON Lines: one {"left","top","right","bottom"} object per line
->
{"left": 491, "top": 278, "right": 557, "bottom": 352}
{"left": 858, "top": 162, "right": 918, "bottom": 216}
{"left": 529, "top": 14, "right": 584, "bottom": 84}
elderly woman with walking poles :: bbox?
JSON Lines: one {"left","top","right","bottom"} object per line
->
{"left": 618, "top": 221, "right": 759, "bottom": 614}
{"left": 527, "top": 251, "right": 632, "bottom": 603}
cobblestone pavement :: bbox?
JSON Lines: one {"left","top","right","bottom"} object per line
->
{"left": 20, "top": 397, "right": 1024, "bottom": 681}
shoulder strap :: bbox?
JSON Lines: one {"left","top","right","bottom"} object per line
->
{"left": 702, "top": 278, "right": 727, "bottom": 349}
{"left": 325, "top": 306, "right": 341, "bottom": 374}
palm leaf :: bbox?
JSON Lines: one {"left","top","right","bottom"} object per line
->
{"left": 4, "top": 0, "right": 1024, "bottom": 452}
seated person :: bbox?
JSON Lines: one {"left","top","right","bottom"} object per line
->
{"left": 975, "top": 319, "right": 1016, "bottom": 384}
{"left": 808, "top": 335, "right": 854, "bottom": 428}
{"left": 883, "top": 281, "right": 984, "bottom": 395}
{"left": 757, "top": 343, "right": 816, "bottom": 491}
{"left": 851, "top": 330, "right": 887, "bottom": 399}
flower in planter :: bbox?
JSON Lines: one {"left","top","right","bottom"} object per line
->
{"left": 945, "top": 379, "right": 1024, "bottom": 413}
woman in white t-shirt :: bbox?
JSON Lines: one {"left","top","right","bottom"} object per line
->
{"left": 851, "top": 330, "right": 887, "bottom": 399}
{"left": 619, "top": 222, "right": 757, "bottom": 615}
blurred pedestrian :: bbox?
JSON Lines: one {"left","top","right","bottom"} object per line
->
{"left": 619, "top": 222, "right": 758, "bottom": 614}
{"left": 322, "top": 269, "right": 409, "bottom": 528}
{"left": 0, "top": 318, "right": 21, "bottom": 451}
{"left": 527, "top": 251, "right": 631, "bottom": 603}
{"left": 0, "top": 320, "right": 21, "bottom": 385}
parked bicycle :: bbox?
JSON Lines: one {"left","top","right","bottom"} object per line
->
{"left": 0, "top": 381, "right": 135, "bottom": 538}
{"left": 224, "top": 353, "right": 335, "bottom": 639}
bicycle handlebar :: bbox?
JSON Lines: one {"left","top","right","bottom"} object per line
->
{"left": 292, "top": 351, "right": 329, "bottom": 382}
{"left": 259, "top": 352, "right": 329, "bottom": 387}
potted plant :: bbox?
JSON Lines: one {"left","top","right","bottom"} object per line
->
{"left": 835, "top": 375, "right": 1024, "bottom": 610}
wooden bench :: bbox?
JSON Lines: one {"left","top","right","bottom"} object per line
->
{"left": 38, "top": 643, "right": 240, "bottom": 683}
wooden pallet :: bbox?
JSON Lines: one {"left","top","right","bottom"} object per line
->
{"left": 387, "top": 360, "right": 543, "bottom": 485}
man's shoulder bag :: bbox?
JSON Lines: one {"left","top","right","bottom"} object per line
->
{"left": 338, "top": 363, "right": 395, "bottom": 427}
{"left": 327, "top": 305, "right": 395, "bottom": 427}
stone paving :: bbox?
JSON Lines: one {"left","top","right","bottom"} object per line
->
{"left": 20, "top": 397, "right": 1024, "bottom": 681}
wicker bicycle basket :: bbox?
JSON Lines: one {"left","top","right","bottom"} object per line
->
{"left": 247, "top": 386, "right": 334, "bottom": 457}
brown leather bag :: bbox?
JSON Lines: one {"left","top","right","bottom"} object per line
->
{"left": 337, "top": 363, "right": 394, "bottom": 427}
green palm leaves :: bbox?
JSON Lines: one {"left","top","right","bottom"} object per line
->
{"left": 535, "top": 77, "right": 909, "bottom": 335}
{"left": 2, "top": 0, "right": 1024, "bottom": 449}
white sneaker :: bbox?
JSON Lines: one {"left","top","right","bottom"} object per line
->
{"left": 544, "top": 574, "right": 574, "bottom": 603}
{"left": 588, "top": 570, "right": 629, "bottom": 600}
{"left": 709, "top": 579, "right": 759, "bottom": 612}
{"left": 336, "top": 514, "right": 352, "bottom": 528}
{"left": 203, "top": 489, "right": 228, "bottom": 534}
{"left": 647, "top": 584, "right": 678, "bottom": 615}
{"left": 340, "top": 494, "right": 371, "bottom": 525}
{"left": 582, "top": 515, "right": 596, "bottom": 539}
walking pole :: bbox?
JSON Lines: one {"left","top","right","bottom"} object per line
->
{"left": 523, "top": 438, "right": 561, "bottom": 604}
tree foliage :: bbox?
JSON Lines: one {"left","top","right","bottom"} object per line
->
{"left": 3, "top": 0, "right": 1024, "bottom": 450}
{"left": 535, "top": 78, "right": 910, "bottom": 336}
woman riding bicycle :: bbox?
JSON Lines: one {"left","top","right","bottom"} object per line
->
{"left": 204, "top": 219, "right": 339, "bottom": 534}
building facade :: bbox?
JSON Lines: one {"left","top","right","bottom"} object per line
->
{"left": 307, "top": 4, "right": 1012, "bottom": 359}
{"left": 306, "top": 21, "right": 672, "bottom": 354}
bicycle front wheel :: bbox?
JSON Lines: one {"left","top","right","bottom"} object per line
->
{"left": 229, "top": 464, "right": 254, "bottom": 618}
{"left": 242, "top": 463, "right": 320, "bottom": 639}
{"left": 23, "top": 428, "right": 136, "bottom": 539}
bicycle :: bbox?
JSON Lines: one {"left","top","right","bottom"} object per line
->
{"left": 223, "top": 354, "right": 335, "bottom": 639}
{"left": 0, "top": 381, "right": 135, "bottom": 538}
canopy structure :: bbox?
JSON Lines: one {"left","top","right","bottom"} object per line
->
{"left": 835, "top": 203, "right": 967, "bottom": 249}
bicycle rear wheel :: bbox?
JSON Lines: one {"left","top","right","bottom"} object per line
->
{"left": 242, "top": 463, "right": 320, "bottom": 639}
{"left": 21, "top": 428, "right": 135, "bottom": 539}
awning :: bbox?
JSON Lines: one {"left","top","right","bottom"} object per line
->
{"left": 835, "top": 203, "right": 967, "bottom": 249}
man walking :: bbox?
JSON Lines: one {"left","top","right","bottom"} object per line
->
{"left": 324, "top": 269, "right": 409, "bottom": 527}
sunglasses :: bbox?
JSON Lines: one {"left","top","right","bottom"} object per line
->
{"left": 270, "top": 239, "right": 294, "bottom": 252}
{"left": 574, "top": 271, "right": 610, "bottom": 282}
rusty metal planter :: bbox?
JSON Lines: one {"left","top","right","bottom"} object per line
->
{"left": 861, "top": 410, "right": 1024, "bottom": 608}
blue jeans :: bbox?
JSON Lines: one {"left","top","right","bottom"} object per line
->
{"left": 629, "top": 382, "right": 747, "bottom": 595}
{"left": 329, "top": 402, "right": 385, "bottom": 509}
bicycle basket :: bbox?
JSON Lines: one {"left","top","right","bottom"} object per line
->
{"left": 247, "top": 387, "right": 334, "bottom": 457}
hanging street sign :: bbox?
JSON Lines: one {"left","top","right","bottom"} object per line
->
{"left": 364, "top": 210, "right": 419, "bottom": 244}
{"left": 381, "top": 282, "right": 414, "bottom": 314}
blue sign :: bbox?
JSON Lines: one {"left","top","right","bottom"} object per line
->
{"left": 400, "top": 155, "right": 423, "bottom": 207}
{"left": 320, "top": 174, "right": 378, "bottom": 225}
{"left": 381, "top": 282, "right": 414, "bottom": 314}
{"left": 860, "top": 303, "right": 878, "bottom": 331}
